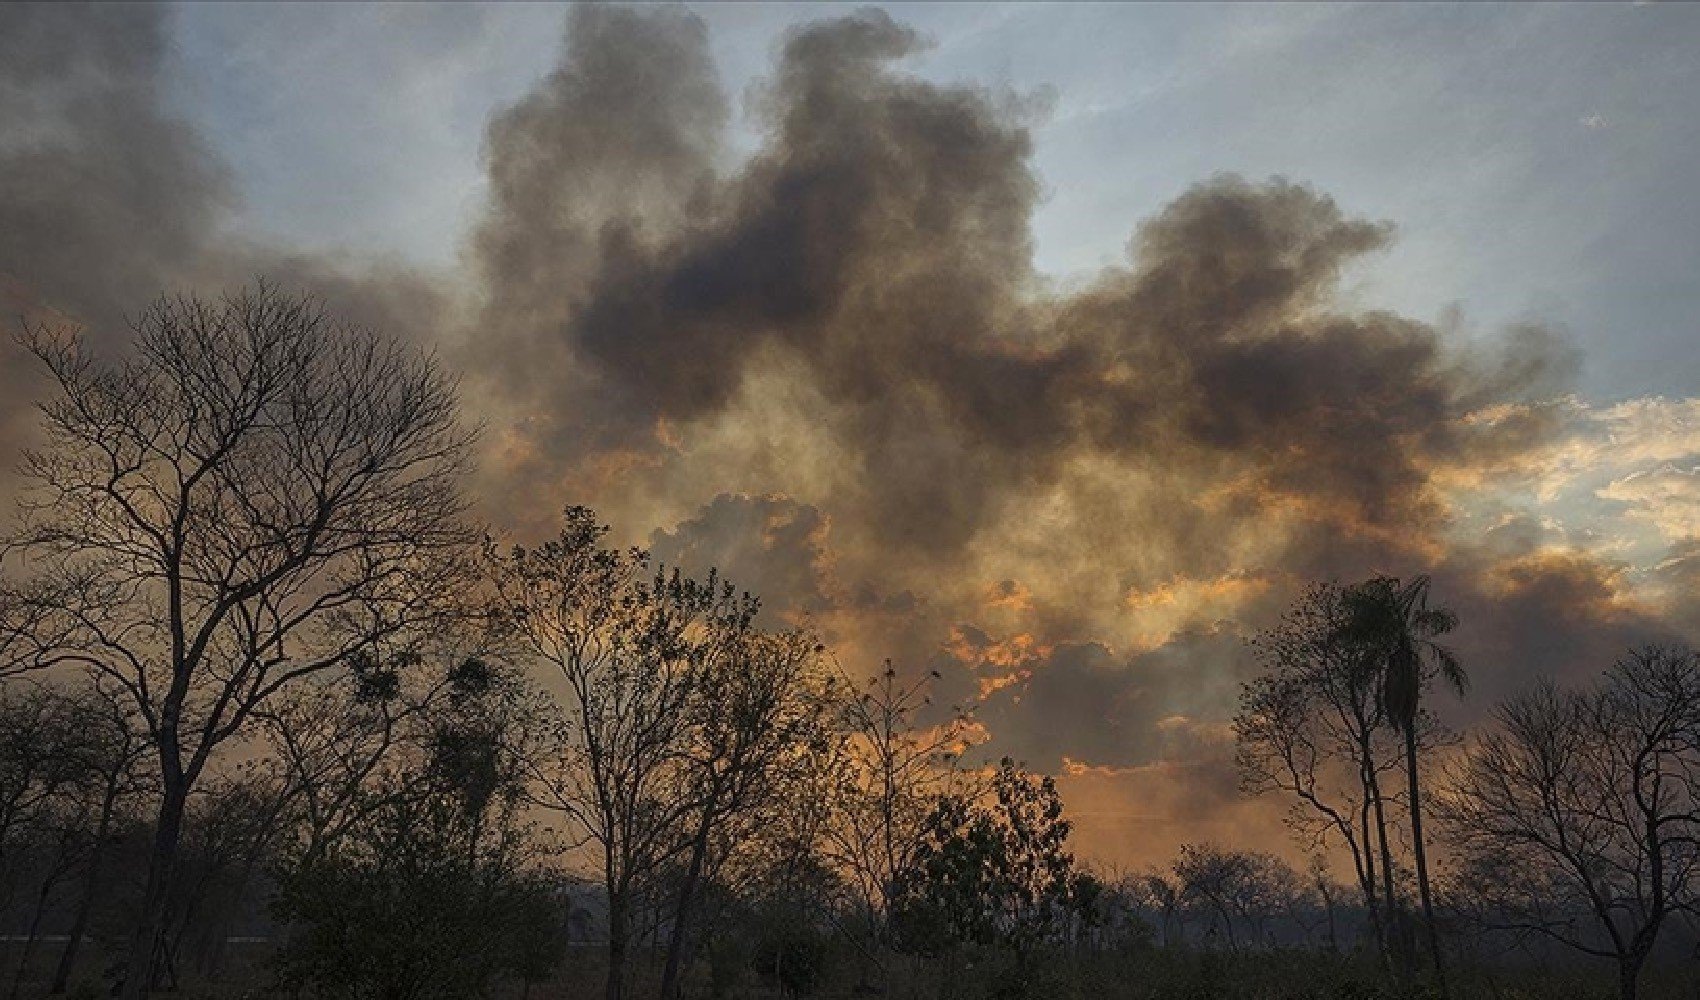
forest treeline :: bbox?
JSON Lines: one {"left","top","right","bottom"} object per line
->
{"left": 0, "top": 286, "right": 1696, "bottom": 1000}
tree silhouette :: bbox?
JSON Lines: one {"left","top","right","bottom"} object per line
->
{"left": 485, "top": 506, "right": 757, "bottom": 1000}
{"left": 48, "top": 676, "right": 153, "bottom": 995}
{"left": 822, "top": 662, "right": 976, "bottom": 965}
{"left": 890, "top": 757, "right": 1090, "bottom": 984}
{"left": 1, "top": 283, "right": 474, "bottom": 999}
{"left": 658, "top": 628, "right": 835, "bottom": 1000}
{"left": 1169, "top": 844, "right": 1311, "bottom": 953}
{"left": 271, "top": 663, "right": 562, "bottom": 1000}
{"left": 0, "top": 684, "right": 89, "bottom": 870}
{"left": 1442, "top": 646, "right": 1700, "bottom": 1000}
{"left": 1237, "top": 581, "right": 1420, "bottom": 966}
{"left": 1340, "top": 575, "right": 1465, "bottom": 990}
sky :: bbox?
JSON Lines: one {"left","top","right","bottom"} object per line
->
{"left": 2, "top": 1, "right": 1698, "bottom": 869}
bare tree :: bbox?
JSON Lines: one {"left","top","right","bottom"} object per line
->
{"left": 0, "top": 676, "right": 151, "bottom": 998}
{"left": 7, "top": 799, "right": 87, "bottom": 1000}
{"left": 486, "top": 506, "right": 755, "bottom": 1000}
{"left": 1308, "top": 854, "right": 1343, "bottom": 954}
{"left": 1236, "top": 582, "right": 1416, "bottom": 963}
{"left": 0, "top": 583, "right": 80, "bottom": 678}
{"left": 0, "top": 283, "right": 474, "bottom": 998}
{"left": 1127, "top": 870, "right": 1184, "bottom": 948}
{"left": 821, "top": 663, "right": 976, "bottom": 961}
{"left": 268, "top": 659, "right": 562, "bottom": 1000}
{"left": 255, "top": 643, "right": 516, "bottom": 863}
{"left": 1442, "top": 646, "right": 1700, "bottom": 1000}
{"left": 160, "top": 767, "right": 292, "bottom": 989}
{"left": 1169, "top": 844, "right": 1307, "bottom": 953}
{"left": 0, "top": 684, "right": 91, "bottom": 871}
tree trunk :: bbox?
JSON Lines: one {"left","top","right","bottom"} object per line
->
{"left": 9, "top": 876, "right": 55, "bottom": 1000}
{"left": 51, "top": 792, "right": 116, "bottom": 994}
{"left": 1618, "top": 953, "right": 1642, "bottom": 1000}
{"left": 1357, "top": 775, "right": 1389, "bottom": 968}
{"left": 121, "top": 778, "right": 189, "bottom": 1000}
{"left": 1215, "top": 901, "right": 1237, "bottom": 953}
{"left": 1320, "top": 881, "right": 1339, "bottom": 954}
{"left": 659, "top": 819, "right": 713, "bottom": 1000}
{"left": 605, "top": 889, "right": 628, "bottom": 1000}
{"left": 1367, "top": 764, "right": 1404, "bottom": 974}
{"left": 1404, "top": 723, "right": 1448, "bottom": 997}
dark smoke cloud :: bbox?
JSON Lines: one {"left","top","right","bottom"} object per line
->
{"left": 0, "top": 3, "right": 457, "bottom": 496}
{"left": 471, "top": 7, "right": 1574, "bottom": 569}
{"left": 0, "top": 3, "right": 234, "bottom": 466}
{"left": 0, "top": 4, "right": 232, "bottom": 330}
{"left": 647, "top": 492, "right": 839, "bottom": 623}
{"left": 457, "top": 6, "right": 1655, "bottom": 793}
{"left": 467, "top": 4, "right": 726, "bottom": 466}
{"left": 939, "top": 626, "right": 1251, "bottom": 773}
{"left": 1438, "top": 548, "right": 1688, "bottom": 708}
{"left": 953, "top": 542, "right": 1682, "bottom": 776}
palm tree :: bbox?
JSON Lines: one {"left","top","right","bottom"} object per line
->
{"left": 1341, "top": 575, "right": 1465, "bottom": 994}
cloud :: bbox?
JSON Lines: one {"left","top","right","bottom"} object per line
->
{"left": 1058, "top": 754, "right": 1289, "bottom": 872}
{"left": 1647, "top": 540, "right": 1700, "bottom": 643}
{"left": 0, "top": 3, "right": 234, "bottom": 474}
{"left": 0, "top": 5, "right": 461, "bottom": 489}
{"left": 464, "top": 3, "right": 727, "bottom": 494}
{"left": 0, "top": 5, "right": 232, "bottom": 331}
{"left": 467, "top": 7, "right": 1575, "bottom": 583}
{"left": 1435, "top": 545, "right": 1683, "bottom": 705}
{"left": 942, "top": 625, "right": 1253, "bottom": 773}
{"left": 1598, "top": 464, "right": 1700, "bottom": 539}
{"left": 647, "top": 492, "right": 839, "bottom": 624}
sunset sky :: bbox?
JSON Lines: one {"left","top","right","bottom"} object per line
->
{"left": 3, "top": 2, "right": 1698, "bottom": 868}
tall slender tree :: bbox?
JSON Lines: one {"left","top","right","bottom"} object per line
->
{"left": 823, "top": 664, "right": 976, "bottom": 957}
{"left": 50, "top": 674, "right": 153, "bottom": 995}
{"left": 1341, "top": 575, "right": 1465, "bottom": 991}
{"left": 658, "top": 628, "right": 834, "bottom": 1000}
{"left": 1237, "top": 581, "right": 1415, "bottom": 967}
{"left": 485, "top": 506, "right": 756, "bottom": 1000}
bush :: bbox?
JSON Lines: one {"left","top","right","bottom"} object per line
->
{"left": 270, "top": 789, "right": 565, "bottom": 1000}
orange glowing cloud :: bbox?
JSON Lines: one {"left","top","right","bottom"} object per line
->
{"left": 943, "top": 626, "right": 1053, "bottom": 672}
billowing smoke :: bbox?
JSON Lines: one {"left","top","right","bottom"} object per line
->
{"left": 0, "top": 3, "right": 233, "bottom": 465}
{"left": 470, "top": 7, "right": 1573, "bottom": 570}
{"left": 0, "top": 4, "right": 456, "bottom": 497}
{"left": 0, "top": 4, "right": 230, "bottom": 328}
{"left": 466, "top": 4, "right": 727, "bottom": 471}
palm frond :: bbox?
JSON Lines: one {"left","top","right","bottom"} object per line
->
{"left": 1428, "top": 643, "right": 1468, "bottom": 696}
{"left": 1396, "top": 576, "right": 1428, "bottom": 617}
{"left": 1413, "top": 607, "right": 1458, "bottom": 637}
